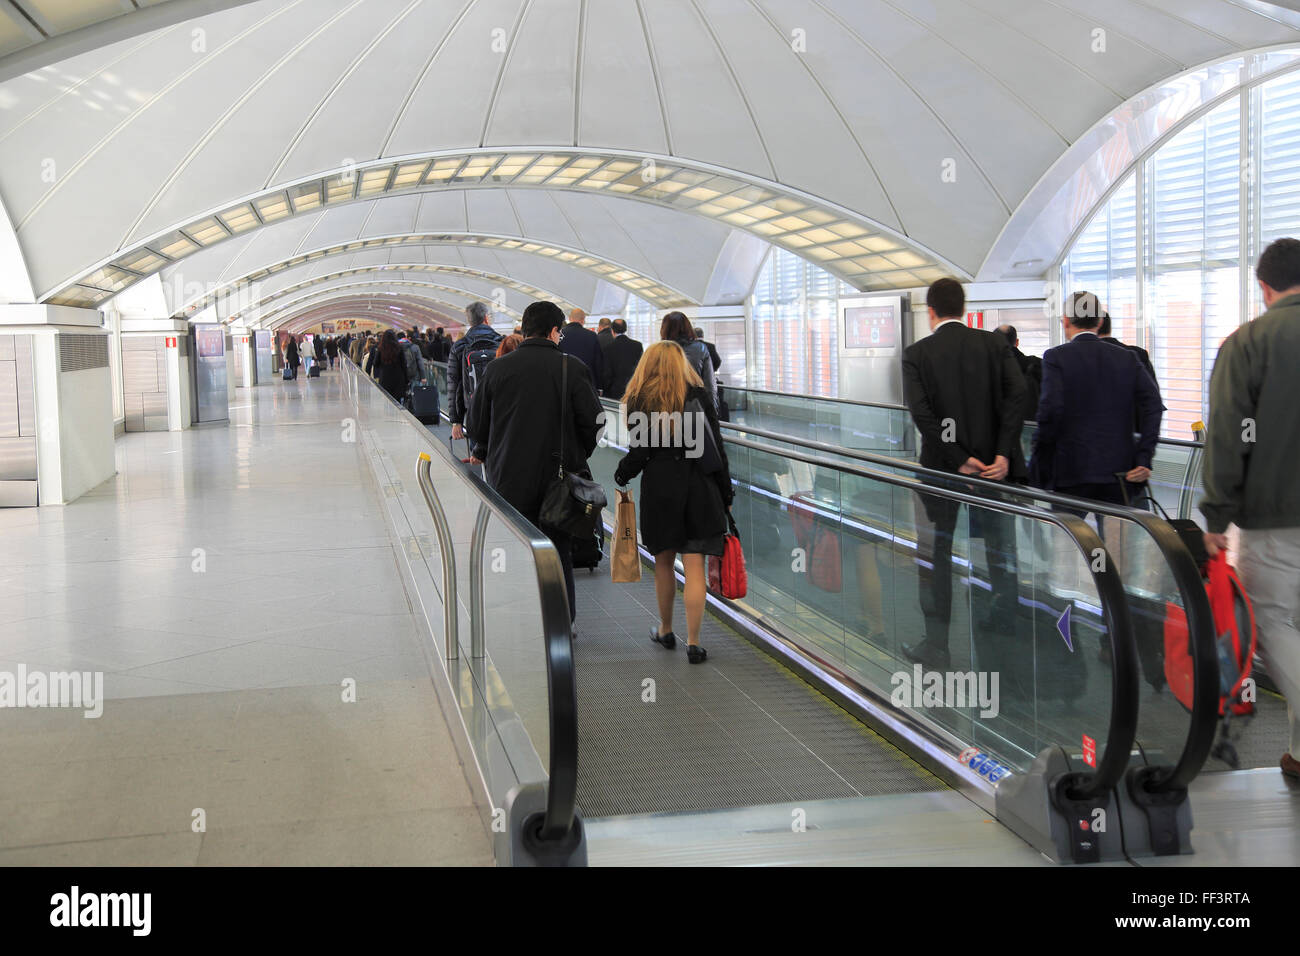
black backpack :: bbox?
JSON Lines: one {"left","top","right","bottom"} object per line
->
{"left": 462, "top": 343, "right": 497, "bottom": 408}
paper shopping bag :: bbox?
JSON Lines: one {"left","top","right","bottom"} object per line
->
{"left": 611, "top": 489, "right": 641, "bottom": 583}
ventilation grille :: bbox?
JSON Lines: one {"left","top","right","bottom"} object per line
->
{"left": 58, "top": 334, "right": 108, "bottom": 372}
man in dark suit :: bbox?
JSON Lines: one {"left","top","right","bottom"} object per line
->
{"left": 995, "top": 324, "right": 1042, "bottom": 421}
{"left": 466, "top": 301, "right": 602, "bottom": 626}
{"left": 557, "top": 307, "right": 605, "bottom": 393}
{"left": 901, "top": 278, "right": 1027, "bottom": 670}
{"left": 596, "top": 317, "right": 614, "bottom": 350}
{"left": 1097, "top": 312, "right": 1156, "bottom": 384}
{"left": 1030, "top": 292, "right": 1163, "bottom": 508}
{"left": 602, "top": 318, "right": 643, "bottom": 400}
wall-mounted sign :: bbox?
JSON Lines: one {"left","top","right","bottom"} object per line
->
{"left": 845, "top": 305, "right": 898, "bottom": 350}
{"left": 195, "top": 327, "right": 225, "bottom": 358}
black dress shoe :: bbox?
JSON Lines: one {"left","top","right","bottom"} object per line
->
{"left": 687, "top": 644, "right": 708, "bottom": 664}
{"left": 902, "top": 640, "right": 950, "bottom": 670}
{"left": 651, "top": 628, "right": 676, "bottom": 649}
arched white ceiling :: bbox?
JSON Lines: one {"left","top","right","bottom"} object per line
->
{"left": 155, "top": 187, "right": 712, "bottom": 314}
{"left": 240, "top": 267, "right": 539, "bottom": 325}
{"left": 236, "top": 258, "right": 576, "bottom": 317}
{"left": 249, "top": 276, "right": 521, "bottom": 329}
{"left": 2, "top": 0, "right": 1299, "bottom": 309}
{"left": 0, "top": 0, "right": 260, "bottom": 75}
{"left": 273, "top": 295, "right": 465, "bottom": 334}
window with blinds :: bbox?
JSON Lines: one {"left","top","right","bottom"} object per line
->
{"left": 623, "top": 295, "right": 658, "bottom": 346}
{"left": 1257, "top": 69, "right": 1300, "bottom": 321}
{"left": 1063, "top": 173, "right": 1138, "bottom": 344}
{"left": 1145, "top": 97, "right": 1241, "bottom": 440}
{"left": 749, "top": 247, "right": 839, "bottom": 396}
{"left": 1060, "top": 89, "right": 1258, "bottom": 441}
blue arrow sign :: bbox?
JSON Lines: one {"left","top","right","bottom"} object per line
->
{"left": 1057, "top": 605, "right": 1073, "bottom": 652}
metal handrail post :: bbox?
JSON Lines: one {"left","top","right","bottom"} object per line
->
{"left": 416, "top": 453, "right": 459, "bottom": 660}
{"left": 1181, "top": 421, "right": 1207, "bottom": 520}
{"left": 469, "top": 501, "right": 490, "bottom": 659}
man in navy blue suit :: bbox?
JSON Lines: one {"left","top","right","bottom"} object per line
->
{"left": 1029, "top": 292, "right": 1163, "bottom": 507}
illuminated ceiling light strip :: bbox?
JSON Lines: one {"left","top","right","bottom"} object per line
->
{"left": 257, "top": 281, "right": 524, "bottom": 326}
{"left": 177, "top": 234, "right": 691, "bottom": 316}
{"left": 244, "top": 264, "right": 573, "bottom": 317}
{"left": 49, "top": 149, "right": 960, "bottom": 309}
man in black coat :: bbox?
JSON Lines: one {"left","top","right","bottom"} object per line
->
{"left": 695, "top": 326, "right": 722, "bottom": 372}
{"left": 557, "top": 307, "right": 604, "bottom": 393}
{"left": 466, "top": 301, "right": 602, "bottom": 625}
{"left": 995, "top": 324, "right": 1042, "bottom": 421}
{"left": 602, "top": 318, "right": 643, "bottom": 400}
{"left": 902, "top": 278, "right": 1027, "bottom": 671}
{"left": 596, "top": 317, "right": 614, "bottom": 350}
{"left": 1097, "top": 312, "right": 1156, "bottom": 383}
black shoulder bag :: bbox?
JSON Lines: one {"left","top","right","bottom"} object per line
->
{"left": 539, "top": 354, "right": 608, "bottom": 537}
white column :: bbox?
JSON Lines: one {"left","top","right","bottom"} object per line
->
{"left": 0, "top": 305, "right": 114, "bottom": 505}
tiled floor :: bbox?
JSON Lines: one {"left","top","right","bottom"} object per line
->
{"left": 0, "top": 369, "right": 493, "bottom": 865}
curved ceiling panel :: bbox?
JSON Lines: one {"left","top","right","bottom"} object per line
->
{"left": 2, "top": 0, "right": 1298, "bottom": 307}
{"left": 249, "top": 276, "right": 523, "bottom": 329}
{"left": 132, "top": 186, "right": 722, "bottom": 313}
{"left": 214, "top": 258, "right": 575, "bottom": 320}
{"left": 273, "top": 295, "right": 463, "bottom": 334}
{"left": 236, "top": 265, "right": 552, "bottom": 324}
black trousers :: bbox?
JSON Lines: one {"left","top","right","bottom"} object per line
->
{"left": 913, "top": 479, "right": 1021, "bottom": 651}
{"left": 523, "top": 514, "right": 574, "bottom": 625}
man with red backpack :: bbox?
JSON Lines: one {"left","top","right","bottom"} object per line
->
{"left": 1202, "top": 237, "right": 1300, "bottom": 780}
{"left": 448, "top": 301, "right": 503, "bottom": 443}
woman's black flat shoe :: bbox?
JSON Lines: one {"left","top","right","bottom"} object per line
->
{"left": 651, "top": 628, "right": 676, "bottom": 649}
{"left": 687, "top": 645, "right": 708, "bottom": 664}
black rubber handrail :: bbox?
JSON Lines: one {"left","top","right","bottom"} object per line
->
{"left": 704, "top": 416, "right": 1219, "bottom": 792}
{"left": 717, "top": 385, "right": 1206, "bottom": 450}
{"left": 348, "top": 359, "right": 580, "bottom": 842}
{"left": 720, "top": 432, "right": 1140, "bottom": 799}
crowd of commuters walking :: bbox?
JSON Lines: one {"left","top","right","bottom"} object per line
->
{"left": 274, "top": 242, "right": 1299, "bottom": 779}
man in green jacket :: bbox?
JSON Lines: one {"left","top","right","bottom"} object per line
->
{"left": 1202, "top": 237, "right": 1300, "bottom": 779}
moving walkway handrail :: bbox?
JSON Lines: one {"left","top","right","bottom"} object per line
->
{"left": 716, "top": 384, "right": 1206, "bottom": 450}
{"left": 718, "top": 431, "right": 1140, "bottom": 800}
{"left": 350, "top": 359, "right": 579, "bottom": 843}
{"left": 707, "top": 416, "right": 1219, "bottom": 793}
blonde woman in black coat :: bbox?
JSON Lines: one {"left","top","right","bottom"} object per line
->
{"left": 614, "top": 341, "right": 733, "bottom": 663}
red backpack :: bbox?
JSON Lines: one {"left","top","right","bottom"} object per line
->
{"left": 1163, "top": 551, "right": 1258, "bottom": 767}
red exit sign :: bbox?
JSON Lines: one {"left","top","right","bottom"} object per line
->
{"left": 965, "top": 311, "right": 984, "bottom": 329}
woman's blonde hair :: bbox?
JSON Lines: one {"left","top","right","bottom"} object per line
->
{"left": 621, "top": 340, "right": 703, "bottom": 414}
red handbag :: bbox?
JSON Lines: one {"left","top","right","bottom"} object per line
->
{"left": 708, "top": 513, "right": 748, "bottom": 599}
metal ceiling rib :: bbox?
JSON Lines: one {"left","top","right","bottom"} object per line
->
{"left": 0, "top": 0, "right": 261, "bottom": 84}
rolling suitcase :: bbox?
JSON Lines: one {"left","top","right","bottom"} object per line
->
{"left": 308, "top": 364, "right": 322, "bottom": 378}
{"left": 408, "top": 384, "right": 440, "bottom": 425}
{"left": 571, "top": 525, "right": 604, "bottom": 571}
{"left": 282, "top": 365, "right": 295, "bottom": 380}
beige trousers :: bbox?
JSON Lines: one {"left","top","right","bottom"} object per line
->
{"left": 1237, "top": 527, "right": 1300, "bottom": 754}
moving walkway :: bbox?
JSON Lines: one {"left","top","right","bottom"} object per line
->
{"left": 359, "top": 358, "right": 1221, "bottom": 866}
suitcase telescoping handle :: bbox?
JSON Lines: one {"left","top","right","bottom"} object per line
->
{"left": 1114, "top": 471, "right": 1169, "bottom": 519}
